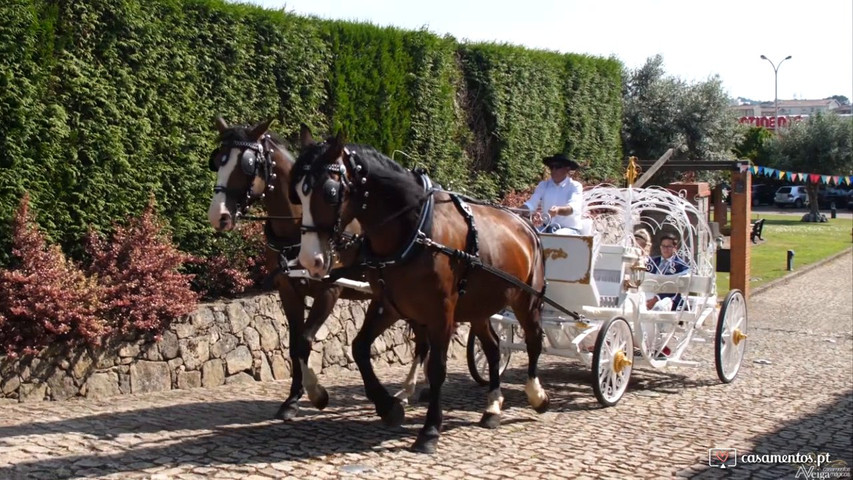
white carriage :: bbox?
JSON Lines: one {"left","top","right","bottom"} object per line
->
{"left": 467, "top": 185, "right": 748, "bottom": 406}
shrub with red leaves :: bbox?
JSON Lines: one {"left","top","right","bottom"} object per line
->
{"left": 86, "top": 199, "right": 198, "bottom": 335}
{"left": 195, "top": 220, "right": 270, "bottom": 299}
{"left": 0, "top": 196, "right": 105, "bottom": 358}
{"left": 499, "top": 188, "right": 535, "bottom": 209}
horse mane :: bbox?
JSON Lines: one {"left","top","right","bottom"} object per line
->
{"left": 350, "top": 144, "right": 423, "bottom": 207}
{"left": 220, "top": 125, "right": 289, "bottom": 150}
{"left": 293, "top": 141, "right": 423, "bottom": 207}
{"left": 220, "top": 125, "right": 294, "bottom": 165}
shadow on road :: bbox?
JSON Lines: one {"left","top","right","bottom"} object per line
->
{"left": 686, "top": 391, "right": 853, "bottom": 479}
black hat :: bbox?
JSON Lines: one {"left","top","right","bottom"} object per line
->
{"left": 543, "top": 153, "right": 580, "bottom": 170}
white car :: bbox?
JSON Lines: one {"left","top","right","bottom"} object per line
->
{"left": 774, "top": 185, "right": 808, "bottom": 208}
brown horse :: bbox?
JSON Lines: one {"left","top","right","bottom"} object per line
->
{"left": 206, "top": 117, "right": 429, "bottom": 420}
{"left": 291, "top": 129, "right": 550, "bottom": 454}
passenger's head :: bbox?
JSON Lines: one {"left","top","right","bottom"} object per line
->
{"left": 659, "top": 232, "right": 679, "bottom": 259}
{"left": 634, "top": 228, "right": 651, "bottom": 255}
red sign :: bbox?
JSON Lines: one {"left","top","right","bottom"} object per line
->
{"left": 738, "top": 115, "right": 804, "bottom": 129}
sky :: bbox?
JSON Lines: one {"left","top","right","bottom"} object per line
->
{"left": 238, "top": 0, "right": 853, "bottom": 103}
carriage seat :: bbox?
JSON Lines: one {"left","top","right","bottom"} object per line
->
{"left": 640, "top": 273, "right": 713, "bottom": 296}
{"left": 541, "top": 233, "right": 600, "bottom": 310}
{"left": 592, "top": 244, "right": 630, "bottom": 307}
{"left": 540, "top": 233, "right": 635, "bottom": 311}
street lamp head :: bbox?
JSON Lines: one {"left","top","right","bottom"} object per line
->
{"left": 760, "top": 54, "right": 768, "bottom": 60}
{"left": 784, "top": 55, "right": 792, "bottom": 60}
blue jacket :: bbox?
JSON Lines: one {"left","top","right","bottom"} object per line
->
{"left": 646, "top": 255, "right": 690, "bottom": 275}
{"left": 646, "top": 255, "right": 690, "bottom": 310}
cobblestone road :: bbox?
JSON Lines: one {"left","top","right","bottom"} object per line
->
{"left": 1, "top": 253, "right": 851, "bottom": 479}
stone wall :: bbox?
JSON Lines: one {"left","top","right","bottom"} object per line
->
{"left": 0, "top": 293, "right": 468, "bottom": 402}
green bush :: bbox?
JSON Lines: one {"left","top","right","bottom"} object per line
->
{"left": 0, "top": 0, "right": 622, "bottom": 271}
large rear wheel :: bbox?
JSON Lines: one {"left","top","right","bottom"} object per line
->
{"left": 466, "top": 319, "right": 514, "bottom": 386}
{"left": 592, "top": 316, "right": 633, "bottom": 407}
{"left": 715, "top": 289, "right": 748, "bottom": 383}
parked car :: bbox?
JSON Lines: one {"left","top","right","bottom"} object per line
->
{"left": 774, "top": 185, "right": 808, "bottom": 208}
{"left": 724, "top": 183, "right": 775, "bottom": 206}
{"left": 817, "top": 187, "right": 851, "bottom": 209}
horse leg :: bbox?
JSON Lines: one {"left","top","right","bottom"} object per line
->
{"left": 298, "top": 285, "right": 345, "bottom": 411}
{"left": 353, "top": 300, "right": 405, "bottom": 427}
{"left": 411, "top": 326, "right": 452, "bottom": 455}
{"left": 393, "top": 324, "right": 430, "bottom": 405}
{"left": 275, "top": 283, "right": 307, "bottom": 421}
{"left": 469, "top": 319, "right": 503, "bottom": 429}
{"left": 513, "top": 296, "right": 550, "bottom": 414}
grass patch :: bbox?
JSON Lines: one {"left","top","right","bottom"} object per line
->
{"left": 716, "top": 214, "right": 853, "bottom": 296}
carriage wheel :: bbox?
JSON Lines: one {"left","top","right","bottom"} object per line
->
{"left": 715, "top": 289, "right": 748, "bottom": 383}
{"left": 592, "top": 316, "right": 633, "bottom": 407}
{"left": 466, "top": 320, "right": 514, "bottom": 386}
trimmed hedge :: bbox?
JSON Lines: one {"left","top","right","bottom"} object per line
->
{"left": 0, "top": 0, "right": 622, "bottom": 269}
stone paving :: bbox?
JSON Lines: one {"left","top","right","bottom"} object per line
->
{"left": 1, "top": 252, "right": 851, "bottom": 479}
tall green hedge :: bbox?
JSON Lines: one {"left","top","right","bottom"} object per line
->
{"left": 0, "top": 0, "right": 622, "bottom": 268}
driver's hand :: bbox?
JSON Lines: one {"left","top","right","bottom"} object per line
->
{"left": 548, "top": 206, "right": 560, "bottom": 217}
{"left": 532, "top": 211, "right": 543, "bottom": 227}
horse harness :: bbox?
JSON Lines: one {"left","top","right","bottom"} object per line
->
{"left": 301, "top": 150, "right": 575, "bottom": 316}
{"left": 209, "top": 134, "right": 278, "bottom": 216}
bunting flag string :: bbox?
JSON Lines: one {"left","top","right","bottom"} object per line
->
{"left": 748, "top": 164, "right": 853, "bottom": 187}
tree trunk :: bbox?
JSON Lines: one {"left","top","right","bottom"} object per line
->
{"left": 807, "top": 184, "right": 820, "bottom": 216}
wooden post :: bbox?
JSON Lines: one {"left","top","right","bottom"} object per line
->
{"left": 712, "top": 184, "right": 727, "bottom": 229}
{"left": 634, "top": 147, "right": 676, "bottom": 188}
{"left": 729, "top": 169, "right": 752, "bottom": 298}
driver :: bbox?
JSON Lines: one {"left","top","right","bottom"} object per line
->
{"left": 520, "top": 153, "right": 583, "bottom": 234}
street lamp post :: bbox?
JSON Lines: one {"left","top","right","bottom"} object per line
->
{"left": 760, "top": 54, "right": 792, "bottom": 130}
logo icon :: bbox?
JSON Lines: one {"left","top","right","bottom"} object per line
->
{"left": 709, "top": 448, "right": 737, "bottom": 469}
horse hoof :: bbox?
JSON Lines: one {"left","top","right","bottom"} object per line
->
{"left": 479, "top": 412, "right": 501, "bottom": 429}
{"left": 410, "top": 427, "right": 439, "bottom": 454}
{"left": 380, "top": 398, "right": 405, "bottom": 427}
{"left": 533, "top": 394, "right": 551, "bottom": 414}
{"left": 275, "top": 403, "right": 299, "bottom": 421}
{"left": 311, "top": 386, "right": 329, "bottom": 411}
{"left": 417, "top": 387, "right": 431, "bottom": 403}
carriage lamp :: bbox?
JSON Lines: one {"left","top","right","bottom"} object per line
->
{"left": 627, "top": 260, "right": 647, "bottom": 289}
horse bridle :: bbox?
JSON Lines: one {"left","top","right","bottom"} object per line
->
{"left": 295, "top": 147, "right": 367, "bottom": 253}
{"left": 210, "top": 135, "right": 278, "bottom": 217}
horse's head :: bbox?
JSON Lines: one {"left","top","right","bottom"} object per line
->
{"left": 207, "top": 116, "right": 283, "bottom": 232}
{"left": 290, "top": 126, "right": 364, "bottom": 277}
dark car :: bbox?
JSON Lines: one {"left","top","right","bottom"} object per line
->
{"left": 817, "top": 187, "right": 851, "bottom": 209}
{"left": 727, "top": 183, "right": 775, "bottom": 206}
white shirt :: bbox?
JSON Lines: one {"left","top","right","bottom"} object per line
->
{"left": 523, "top": 177, "right": 584, "bottom": 231}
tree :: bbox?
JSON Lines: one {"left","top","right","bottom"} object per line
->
{"left": 622, "top": 55, "right": 740, "bottom": 184}
{"left": 826, "top": 95, "right": 850, "bottom": 106}
{"left": 734, "top": 126, "right": 774, "bottom": 165}
{"left": 771, "top": 113, "right": 853, "bottom": 218}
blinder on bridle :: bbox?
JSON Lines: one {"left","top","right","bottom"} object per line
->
{"left": 208, "top": 140, "right": 264, "bottom": 177}
{"left": 210, "top": 137, "right": 277, "bottom": 216}
{"left": 292, "top": 146, "right": 368, "bottom": 254}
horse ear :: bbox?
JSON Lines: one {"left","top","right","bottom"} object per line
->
{"left": 249, "top": 117, "right": 275, "bottom": 140}
{"left": 299, "top": 123, "right": 315, "bottom": 148}
{"left": 214, "top": 116, "right": 228, "bottom": 133}
{"left": 327, "top": 131, "right": 345, "bottom": 162}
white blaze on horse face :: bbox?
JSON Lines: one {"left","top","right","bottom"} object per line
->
{"left": 524, "top": 377, "right": 547, "bottom": 409}
{"left": 208, "top": 149, "right": 240, "bottom": 232}
{"left": 296, "top": 177, "right": 326, "bottom": 277}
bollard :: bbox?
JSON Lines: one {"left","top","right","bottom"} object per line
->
{"left": 830, "top": 202, "right": 837, "bottom": 219}
{"left": 786, "top": 250, "right": 795, "bottom": 271}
